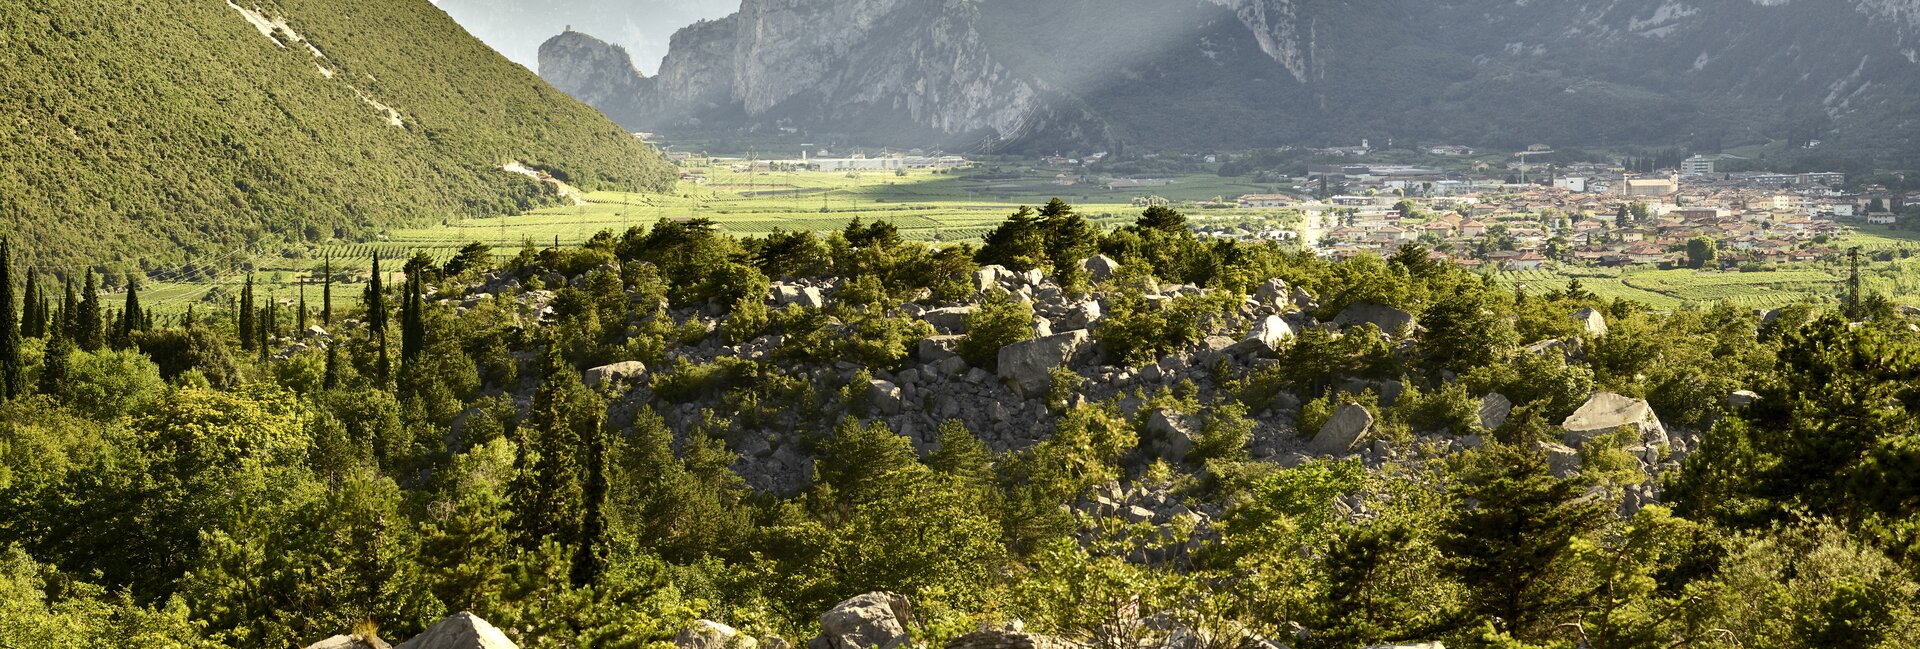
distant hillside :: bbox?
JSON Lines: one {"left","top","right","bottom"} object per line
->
{"left": 0, "top": 0, "right": 677, "bottom": 274}
{"left": 538, "top": 0, "right": 1920, "bottom": 160}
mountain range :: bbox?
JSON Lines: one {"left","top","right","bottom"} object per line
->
{"left": 534, "top": 0, "right": 1920, "bottom": 159}
{"left": 0, "top": 0, "right": 675, "bottom": 272}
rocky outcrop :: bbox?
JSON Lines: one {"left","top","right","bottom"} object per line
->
{"left": 1333, "top": 302, "right": 1416, "bottom": 335}
{"left": 530, "top": 0, "right": 1920, "bottom": 157}
{"left": 1562, "top": 392, "right": 1668, "bottom": 447}
{"left": 1572, "top": 307, "right": 1608, "bottom": 338}
{"left": 1309, "top": 403, "right": 1374, "bottom": 455}
{"left": 811, "top": 592, "right": 916, "bottom": 649}
{"left": 307, "top": 634, "right": 392, "bottom": 649}
{"left": 541, "top": 0, "right": 1106, "bottom": 150}
{"left": 537, "top": 31, "right": 649, "bottom": 127}
{"left": 997, "top": 330, "right": 1091, "bottom": 397}
{"left": 395, "top": 612, "right": 518, "bottom": 649}
{"left": 584, "top": 361, "right": 647, "bottom": 390}
{"left": 677, "top": 620, "right": 758, "bottom": 649}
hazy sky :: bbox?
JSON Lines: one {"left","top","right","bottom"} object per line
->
{"left": 434, "top": 0, "right": 738, "bottom": 75}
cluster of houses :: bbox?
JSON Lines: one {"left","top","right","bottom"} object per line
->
{"left": 1254, "top": 172, "right": 1915, "bottom": 271}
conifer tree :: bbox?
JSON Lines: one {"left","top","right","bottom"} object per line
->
{"left": 238, "top": 274, "right": 256, "bottom": 351}
{"left": 322, "top": 255, "right": 333, "bottom": 326}
{"left": 570, "top": 413, "right": 610, "bottom": 588}
{"left": 60, "top": 280, "right": 76, "bottom": 341}
{"left": 367, "top": 253, "right": 390, "bottom": 381}
{"left": 75, "top": 270, "right": 103, "bottom": 352}
{"left": 400, "top": 275, "right": 425, "bottom": 368}
{"left": 119, "top": 276, "right": 143, "bottom": 344}
{"left": 508, "top": 347, "right": 596, "bottom": 550}
{"left": 297, "top": 278, "right": 308, "bottom": 332}
{"left": 19, "top": 268, "right": 39, "bottom": 339}
{"left": 0, "top": 238, "right": 20, "bottom": 399}
{"left": 324, "top": 343, "right": 339, "bottom": 390}
{"left": 39, "top": 317, "right": 71, "bottom": 398}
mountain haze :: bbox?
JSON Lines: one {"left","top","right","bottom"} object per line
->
{"left": 0, "top": 0, "right": 676, "bottom": 272}
{"left": 538, "top": 0, "right": 1920, "bottom": 157}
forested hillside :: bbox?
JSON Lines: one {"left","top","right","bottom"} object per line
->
{"left": 1, "top": 202, "right": 1917, "bottom": 647}
{"left": 0, "top": 0, "right": 677, "bottom": 274}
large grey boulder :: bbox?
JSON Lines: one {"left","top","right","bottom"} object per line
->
{"left": 773, "top": 284, "right": 827, "bottom": 309}
{"left": 1147, "top": 409, "right": 1202, "bottom": 462}
{"left": 1727, "top": 389, "right": 1759, "bottom": 408}
{"left": 677, "top": 620, "right": 758, "bottom": 649}
{"left": 916, "top": 335, "right": 963, "bottom": 362}
{"left": 945, "top": 629, "right": 1085, "bottom": 649}
{"left": 395, "top": 612, "right": 518, "bottom": 649}
{"left": 1561, "top": 392, "right": 1668, "bottom": 447}
{"left": 922, "top": 306, "right": 978, "bottom": 334}
{"left": 1535, "top": 441, "right": 1582, "bottom": 479}
{"left": 306, "top": 635, "right": 392, "bottom": 649}
{"left": 1254, "top": 278, "right": 1291, "bottom": 309}
{"left": 583, "top": 361, "right": 647, "bottom": 390}
{"left": 811, "top": 592, "right": 916, "bottom": 649}
{"left": 1081, "top": 255, "right": 1121, "bottom": 281}
{"left": 1309, "top": 403, "right": 1374, "bottom": 455}
{"left": 975, "top": 266, "right": 1015, "bottom": 292}
{"left": 1572, "top": 307, "right": 1608, "bottom": 337}
{"left": 867, "top": 380, "right": 903, "bottom": 415}
{"left": 1477, "top": 393, "right": 1512, "bottom": 431}
{"left": 997, "top": 330, "right": 1091, "bottom": 397}
{"left": 1333, "top": 301, "right": 1416, "bottom": 335}
{"left": 1226, "top": 315, "right": 1294, "bottom": 356}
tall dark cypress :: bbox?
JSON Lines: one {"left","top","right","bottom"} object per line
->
{"left": 75, "top": 270, "right": 102, "bottom": 352}
{"left": 0, "top": 238, "right": 21, "bottom": 399}
{"left": 367, "top": 253, "right": 389, "bottom": 381}
{"left": 19, "top": 269, "right": 38, "bottom": 340}
{"left": 39, "top": 310, "right": 71, "bottom": 398}
{"left": 60, "top": 280, "right": 76, "bottom": 340}
{"left": 322, "top": 255, "right": 333, "bottom": 326}
{"left": 238, "top": 274, "right": 256, "bottom": 351}
{"left": 297, "top": 279, "right": 308, "bottom": 332}
{"left": 119, "top": 276, "right": 143, "bottom": 345}
{"left": 401, "top": 275, "right": 424, "bottom": 366}
{"left": 324, "top": 343, "right": 339, "bottom": 390}
{"left": 570, "top": 414, "right": 610, "bottom": 588}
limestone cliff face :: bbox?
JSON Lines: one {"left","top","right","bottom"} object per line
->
{"left": 538, "top": 0, "right": 1920, "bottom": 158}
{"left": 542, "top": 0, "right": 1103, "bottom": 150}
{"left": 538, "top": 31, "right": 649, "bottom": 127}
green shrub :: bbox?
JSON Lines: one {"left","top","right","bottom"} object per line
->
{"left": 958, "top": 290, "right": 1035, "bottom": 370}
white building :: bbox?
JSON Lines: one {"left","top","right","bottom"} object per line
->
{"left": 1681, "top": 155, "right": 1719, "bottom": 175}
{"left": 1553, "top": 177, "right": 1588, "bottom": 193}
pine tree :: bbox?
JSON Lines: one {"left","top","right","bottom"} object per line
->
{"left": 238, "top": 274, "right": 256, "bottom": 351}
{"left": 508, "top": 347, "right": 597, "bottom": 550}
{"left": 75, "top": 270, "right": 103, "bottom": 352}
{"left": 0, "top": 238, "right": 20, "bottom": 399}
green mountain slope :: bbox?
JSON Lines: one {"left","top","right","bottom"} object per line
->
{"left": 0, "top": 0, "right": 676, "bottom": 273}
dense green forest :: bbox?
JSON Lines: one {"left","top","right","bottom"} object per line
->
{"left": 0, "top": 0, "right": 676, "bottom": 274}
{"left": 0, "top": 201, "right": 1917, "bottom": 648}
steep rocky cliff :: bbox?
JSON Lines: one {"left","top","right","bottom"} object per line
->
{"left": 536, "top": 0, "right": 1920, "bottom": 158}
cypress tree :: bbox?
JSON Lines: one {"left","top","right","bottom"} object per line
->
{"left": 119, "top": 276, "right": 143, "bottom": 345}
{"left": 259, "top": 305, "right": 271, "bottom": 361}
{"left": 297, "top": 278, "right": 308, "bottom": 332}
{"left": 401, "top": 275, "right": 425, "bottom": 367}
{"left": 322, "top": 255, "right": 333, "bottom": 326}
{"left": 570, "top": 414, "right": 610, "bottom": 588}
{"left": 238, "top": 274, "right": 256, "bottom": 351}
{"left": 19, "top": 269, "right": 38, "bottom": 339}
{"left": 75, "top": 270, "right": 102, "bottom": 352}
{"left": 39, "top": 319, "right": 71, "bottom": 398}
{"left": 324, "top": 343, "right": 339, "bottom": 390}
{"left": 367, "top": 253, "right": 389, "bottom": 381}
{"left": 0, "top": 238, "right": 20, "bottom": 399}
{"left": 60, "top": 280, "right": 76, "bottom": 340}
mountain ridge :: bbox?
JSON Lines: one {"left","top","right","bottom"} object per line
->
{"left": 537, "top": 0, "right": 1920, "bottom": 159}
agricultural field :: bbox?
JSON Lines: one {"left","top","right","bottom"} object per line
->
{"left": 126, "top": 163, "right": 1302, "bottom": 313}
{"left": 1495, "top": 266, "right": 1856, "bottom": 311}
